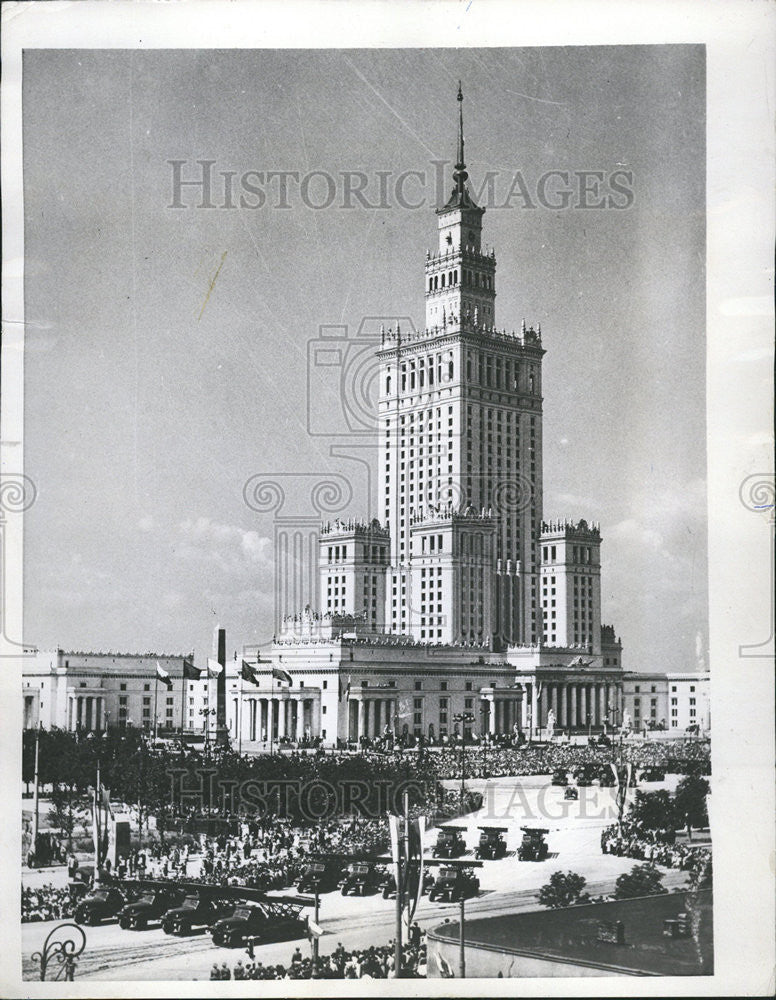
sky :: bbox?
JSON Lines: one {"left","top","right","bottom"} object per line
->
{"left": 22, "top": 46, "right": 707, "bottom": 671}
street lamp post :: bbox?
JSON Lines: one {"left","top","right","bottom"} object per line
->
{"left": 199, "top": 707, "right": 216, "bottom": 754}
{"left": 480, "top": 703, "right": 490, "bottom": 777}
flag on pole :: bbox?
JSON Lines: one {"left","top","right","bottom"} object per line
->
{"left": 183, "top": 658, "right": 201, "bottom": 680}
{"left": 207, "top": 658, "right": 223, "bottom": 678}
{"left": 241, "top": 660, "right": 261, "bottom": 686}
{"left": 156, "top": 662, "right": 173, "bottom": 690}
{"left": 405, "top": 816, "right": 426, "bottom": 923}
{"left": 339, "top": 674, "right": 351, "bottom": 701}
{"left": 272, "top": 665, "right": 293, "bottom": 686}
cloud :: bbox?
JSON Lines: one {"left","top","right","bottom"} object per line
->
{"left": 176, "top": 517, "right": 273, "bottom": 576}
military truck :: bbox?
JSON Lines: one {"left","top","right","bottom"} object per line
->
{"left": 432, "top": 826, "right": 467, "bottom": 859}
{"left": 339, "top": 861, "right": 380, "bottom": 897}
{"left": 161, "top": 894, "right": 233, "bottom": 936}
{"left": 297, "top": 861, "right": 341, "bottom": 895}
{"left": 475, "top": 826, "right": 508, "bottom": 860}
{"left": 379, "top": 867, "right": 434, "bottom": 899}
{"left": 117, "top": 886, "right": 185, "bottom": 930}
{"left": 517, "top": 827, "right": 549, "bottom": 861}
{"left": 74, "top": 885, "right": 130, "bottom": 926}
{"left": 210, "top": 900, "right": 307, "bottom": 948}
{"left": 427, "top": 866, "right": 480, "bottom": 903}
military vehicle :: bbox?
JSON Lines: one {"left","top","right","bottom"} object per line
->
{"left": 297, "top": 860, "right": 341, "bottom": 895}
{"left": 551, "top": 769, "right": 569, "bottom": 786}
{"left": 563, "top": 785, "right": 579, "bottom": 800}
{"left": 427, "top": 866, "right": 480, "bottom": 903}
{"left": 431, "top": 826, "right": 467, "bottom": 859}
{"left": 210, "top": 900, "right": 308, "bottom": 948}
{"left": 517, "top": 827, "right": 549, "bottom": 861}
{"left": 379, "top": 867, "right": 434, "bottom": 899}
{"left": 73, "top": 885, "right": 129, "bottom": 926}
{"left": 339, "top": 861, "right": 380, "bottom": 897}
{"left": 475, "top": 826, "right": 508, "bottom": 860}
{"left": 117, "top": 886, "right": 185, "bottom": 930}
{"left": 161, "top": 894, "right": 234, "bottom": 936}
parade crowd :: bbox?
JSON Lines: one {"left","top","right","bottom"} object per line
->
{"left": 110, "top": 815, "right": 391, "bottom": 892}
{"left": 431, "top": 737, "right": 710, "bottom": 780}
{"left": 22, "top": 884, "right": 74, "bottom": 923}
{"left": 212, "top": 929, "right": 427, "bottom": 980}
{"left": 600, "top": 821, "right": 711, "bottom": 871}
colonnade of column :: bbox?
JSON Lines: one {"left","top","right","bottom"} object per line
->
{"left": 350, "top": 698, "right": 398, "bottom": 740}
{"left": 239, "top": 696, "right": 317, "bottom": 742}
{"left": 68, "top": 694, "right": 105, "bottom": 731}
{"left": 483, "top": 697, "right": 521, "bottom": 735}
{"left": 522, "top": 680, "right": 622, "bottom": 732}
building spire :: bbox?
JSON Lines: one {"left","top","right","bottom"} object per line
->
{"left": 453, "top": 81, "right": 468, "bottom": 195}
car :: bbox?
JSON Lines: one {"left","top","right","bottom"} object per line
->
{"left": 339, "top": 862, "right": 381, "bottom": 897}
{"left": 563, "top": 785, "right": 579, "bottom": 800}
{"left": 428, "top": 866, "right": 480, "bottom": 903}
{"left": 74, "top": 885, "right": 129, "bottom": 926}
{"left": 117, "top": 887, "right": 185, "bottom": 930}
{"left": 551, "top": 769, "right": 569, "bottom": 786}
{"left": 210, "top": 902, "right": 307, "bottom": 948}
{"left": 432, "top": 827, "right": 467, "bottom": 859}
{"left": 161, "top": 894, "right": 234, "bottom": 936}
{"left": 517, "top": 827, "right": 549, "bottom": 861}
{"left": 475, "top": 826, "right": 508, "bottom": 860}
{"left": 297, "top": 861, "right": 342, "bottom": 895}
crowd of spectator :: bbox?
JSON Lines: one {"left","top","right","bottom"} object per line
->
{"left": 212, "top": 929, "right": 427, "bottom": 980}
{"left": 111, "top": 815, "right": 392, "bottom": 893}
{"left": 431, "top": 738, "right": 710, "bottom": 780}
{"left": 21, "top": 884, "right": 74, "bottom": 923}
{"left": 601, "top": 821, "right": 711, "bottom": 871}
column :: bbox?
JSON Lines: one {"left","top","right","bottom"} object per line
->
{"left": 599, "top": 685, "right": 606, "bottom": 726}
{"left": 580, "top": 685, "right": 588, "bottom": 729}
{"left": 487, "top": 698, "right": 496, "bottom": 734}
{"left": 373, "top": 699, "right": 381, "bottom": 735}
{"left": 570, "top": 685, "right": 578, "bottom": 728}
{"left": 360, "top": 700, "right": 369, "bottom": 738}
{"left": 590, "top": 684, "right": 597, "bottom": 726}
{"left": 530, "top": 683, "right": 538, "bottom": 736}
{"left": 551, "top": 684, "right": 559, "bottom": 722}
{"left": 560, "top": 685, "right": 568, "bottom": 729}
{"left": 95, "top": 698, "right": 102, "bottom": 731}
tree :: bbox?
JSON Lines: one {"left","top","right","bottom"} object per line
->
{"left": 630, "top": 790, "right": 676, "bottom": 832}
{"left": 685, "top": 851, "right": 712, "bottom": 890}
{"left": 538, "top": 870, "right": 591, "bottom": 909}
{"left": 614, "top": 863, "right": 667, "bottom": 899}
{"left": 673, "top": 775, "right": 709, "bottom": 838}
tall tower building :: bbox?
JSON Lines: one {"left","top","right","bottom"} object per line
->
{"left": 540, "top": 519, "right": 603, "bottom": 652}
{"left": 377, "top": 85, "right": 545, "bottom": 648}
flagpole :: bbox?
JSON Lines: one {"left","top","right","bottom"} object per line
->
{"left": 238, "top": 668, "right": 244, "bottom": 757}
{"left": 153, "top": 675, "right": 159, "bottom": 741}
{"left": 180, "top": 658, "right": 187, "bottom": 736}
